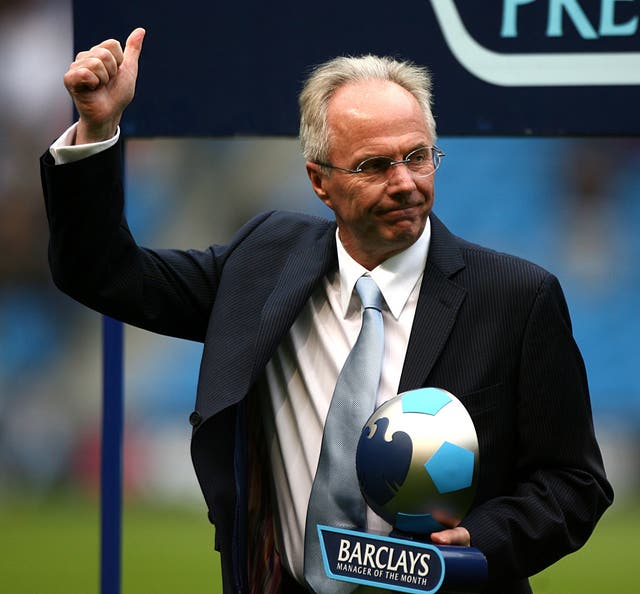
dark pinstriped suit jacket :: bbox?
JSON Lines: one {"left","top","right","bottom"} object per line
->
{"left": 41, "top": 141, "right": 612, "bottom": 594}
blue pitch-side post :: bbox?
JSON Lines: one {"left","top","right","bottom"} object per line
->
{"left": 101, "top": 316, "right": 124, "bottom": 593}
{"left": 99, "top": 133, "right": 127, "bottom": 594}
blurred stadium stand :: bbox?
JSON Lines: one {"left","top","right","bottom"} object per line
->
{"left": 0, "top": 0, "right": 638, "bottom": 509}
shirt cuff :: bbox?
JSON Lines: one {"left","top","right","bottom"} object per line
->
{"left": 49, "top": 123, "right": 120, "bottom": 165}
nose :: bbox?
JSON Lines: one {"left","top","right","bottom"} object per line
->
{"left": 386, "top": 162, "right": 417, "bottom": 194}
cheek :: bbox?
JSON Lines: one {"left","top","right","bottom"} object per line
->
{"left": 331, "top": 182, "right": 381, "bottom": 219}
{"left": 416, "top": 177, "right": 435, "bottom": 200}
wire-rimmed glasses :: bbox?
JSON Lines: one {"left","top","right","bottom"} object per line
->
{"left": 314, "top": 146, "right": 445, "bottom": 186}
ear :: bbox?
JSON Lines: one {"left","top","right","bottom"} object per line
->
{"left": 306, "top": 161, "right": 333, "bottom": 209}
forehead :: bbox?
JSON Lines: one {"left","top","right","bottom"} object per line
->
{"left": 326, "top": 80, "right": 430, "bottom": 158}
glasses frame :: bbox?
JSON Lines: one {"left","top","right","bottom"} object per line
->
{"left": 313, "top": 145, "right": 445, "bottom": 183}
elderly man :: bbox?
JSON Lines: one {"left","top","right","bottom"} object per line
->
{"left": 41, "top": 28, "right": 612, "bottom": 593}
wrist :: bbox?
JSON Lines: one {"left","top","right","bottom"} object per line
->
{"left": 75, "top": 118, "right": 120, "bottom": 145}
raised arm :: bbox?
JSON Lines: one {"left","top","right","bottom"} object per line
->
{"left": 63, "top": 28, "right": 145, "bottom": 144}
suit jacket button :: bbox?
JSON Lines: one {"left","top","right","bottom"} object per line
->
{"left": 189, "top": 411, "right": 202, "bottom": 427}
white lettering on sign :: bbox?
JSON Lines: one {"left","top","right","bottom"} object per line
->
{"left": 501, "top": 0, "right": 638, "bottom": 38}
{"left": 429, "top": 0, "right": 640, "bottom": 85}
{"left": 335, "top": 538, "right": 432, "bottom": 577}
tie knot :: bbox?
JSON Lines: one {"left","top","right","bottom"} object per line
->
{"left": 355, "top": 275, "right": 383, "bottom": 311}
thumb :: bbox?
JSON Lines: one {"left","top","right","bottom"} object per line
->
{"left": 123, "top": 27, "right": 145, "bottom": 68}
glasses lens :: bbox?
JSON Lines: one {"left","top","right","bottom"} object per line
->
{"left": 406, "top": 147, "right": 437, "bottom": 176}
{"left": 357, "top": 156, "right": 393, "bottom": 182}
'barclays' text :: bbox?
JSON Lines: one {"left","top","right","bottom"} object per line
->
{"left": 337, "top": 538, "right": 431, "bottom": 577}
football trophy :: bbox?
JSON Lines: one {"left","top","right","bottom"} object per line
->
{"left": 315, "top": 387, "right": 488, "bottom": 593}
{"left": 356, "top": 387, "right": 478, "bottom": 535}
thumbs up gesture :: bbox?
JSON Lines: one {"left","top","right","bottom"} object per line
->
{"left": 64, "top": 28, "right": 146, "bottom": 144}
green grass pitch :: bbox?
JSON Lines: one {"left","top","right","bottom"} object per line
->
{"left": 0, "top": 493, "right": 634, "bottom": 593}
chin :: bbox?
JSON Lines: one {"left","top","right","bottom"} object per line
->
{"left": 379, "top": 232, "right": 421, "bottom": 258}
{"left": 387, "top": 218, "right": 425, "bottom": 243}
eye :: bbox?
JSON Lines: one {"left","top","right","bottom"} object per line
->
{"left": 406, "top": 148, "right": 430, "bottom": 163}
{"left": 357, "top": 156, "right": 392, "bottom": 174}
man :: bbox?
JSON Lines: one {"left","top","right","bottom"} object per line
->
{"left": 41, "top": 28, "right": 612, "bottom": 593}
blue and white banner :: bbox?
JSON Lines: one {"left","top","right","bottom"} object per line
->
{"left": 74, "top": 1, "right": 640, "bottom": 136}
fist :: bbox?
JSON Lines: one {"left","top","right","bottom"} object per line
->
{"left": 64, "top": 28, "right": 145, "bottom": 144}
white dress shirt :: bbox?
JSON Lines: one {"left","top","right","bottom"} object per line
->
{"left": 49, "top": 122, "right": 119, "bottom": 164}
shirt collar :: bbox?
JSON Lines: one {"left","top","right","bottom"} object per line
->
{"left": 336, "top": 216, "right": 431, "bottom": 320}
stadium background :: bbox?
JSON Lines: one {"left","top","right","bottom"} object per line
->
{"left": 1, "top": 0, "right": 638, "bottom": 591}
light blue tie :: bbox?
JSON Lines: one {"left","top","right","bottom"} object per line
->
{"left": 304, "top": 275, "right": 384, "bottom": 593}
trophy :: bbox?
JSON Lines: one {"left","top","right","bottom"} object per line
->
{"left": 316, "top": 387, "right": 488, "bottom": 593}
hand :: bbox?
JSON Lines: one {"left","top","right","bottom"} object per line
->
{"left": 64, "top": 27, "right": 146, "bottom": 144}
{"left": 430, "top": 526, "right": 471, "bottom": 547}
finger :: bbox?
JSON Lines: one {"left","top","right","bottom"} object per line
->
{"left": 96, "top": 38, "right": 124, "bottom": 67}
{"left": 68, "top": 56, "right": 112, "bottom": 88}
{"left": 72, "top": 47, "right": 119, "bottom": 83}
{"left": 75, "top": 46, "right": 118, "bottom": 84}
{"left": 122, "top": 27, "right": 145, "bottom": 69}
{"left": 64, "top": 66, "right": 102, "bottom": 92}
{"left": 430, "top": 529, "right": 454, "bottom": 545}
{"left": 86, "top": 46, "right": 119, "bottom": 79}
{"left": 430, "top": 527, "right": 471, "bottom": 547}
{"left": 74, "top": 49, "right": 93, "bottom": 62}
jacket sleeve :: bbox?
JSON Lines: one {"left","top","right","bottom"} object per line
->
{"left": 40, "top": 139, "right": 269, "bottom": 342}
{"left": 459, "top": 273, "right": 613, "bottom": 582}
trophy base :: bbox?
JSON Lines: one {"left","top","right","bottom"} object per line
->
{"left": 317, "top": 525, "right": 487, "bottom": 593}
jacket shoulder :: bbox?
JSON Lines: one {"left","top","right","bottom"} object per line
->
{"left": 430, "top": 214, "right": 552, "bottom": 294}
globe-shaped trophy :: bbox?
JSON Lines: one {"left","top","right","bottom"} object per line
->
{"left": 356, "top": 387, "right": 479, "bottom": 537}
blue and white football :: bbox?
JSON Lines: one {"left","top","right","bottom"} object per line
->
{"left": 356, "top": 387, "right": 478, "bottom": 534}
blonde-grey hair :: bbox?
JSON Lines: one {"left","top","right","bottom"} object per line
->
{"left": 299, "top": 54, "right": 436, "bottom": 163}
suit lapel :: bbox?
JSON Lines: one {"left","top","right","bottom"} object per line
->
{"left": 249, "top": 213, "right": 467, "bottom": 394}
{"left": 249, "top": 225, "right": 338, "bottom": 384}
{"left": 398, "top": 214, "right": 467, "bottom": 392}
{"left": 199, "top": 214, "right": 464, "bottom": 412}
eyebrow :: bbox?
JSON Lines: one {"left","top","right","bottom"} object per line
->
{"left": 353, "top": 144, "right": 430, "bottom": 164}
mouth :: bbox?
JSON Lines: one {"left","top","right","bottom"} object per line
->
{"left": 377, "top": 203, "right": 424, "bottom": 219}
